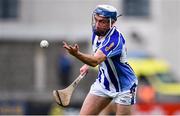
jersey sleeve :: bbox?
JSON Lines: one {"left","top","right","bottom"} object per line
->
{"left": 100, "top": 31, "right": 125, "bottom": 58}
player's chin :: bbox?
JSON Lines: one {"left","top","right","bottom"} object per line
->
{"left": 94, "top": 29, "right": 108, "bottom": 36}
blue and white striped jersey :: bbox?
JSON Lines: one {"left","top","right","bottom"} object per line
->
{"left": 92, "top": 26, "right": 138, "bottom": 92}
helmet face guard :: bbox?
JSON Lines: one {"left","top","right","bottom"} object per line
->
{"left": 92, "top": 5, "right": 121, "bottom": 36}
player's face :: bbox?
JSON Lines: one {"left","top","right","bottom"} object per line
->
{"left": 93, "top": 14, "right": 111, "bottom": 36}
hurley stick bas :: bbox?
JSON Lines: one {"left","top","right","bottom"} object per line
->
{"left": 53, "top": 73, "right": 86, "bottom": 107}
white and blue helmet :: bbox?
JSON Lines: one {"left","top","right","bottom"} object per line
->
{"left": 93, "top": 5, "right": 121, "bottom": 21}
{"left": 92, "top": 5, "right": 121, "bottom": 36}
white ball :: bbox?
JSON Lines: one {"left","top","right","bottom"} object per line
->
{"left": 40, "top": 40, "right": 49, "bottom": 48}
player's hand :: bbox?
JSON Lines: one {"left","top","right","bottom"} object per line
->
{"left": 80, "top": 64, "right": 89, "bottom": 75}
{"left": 63, "top": 41, "right": 79, "bottom": 56}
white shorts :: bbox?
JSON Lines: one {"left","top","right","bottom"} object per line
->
{"left": 89, "top": 81, "right": 137, "bottom": 105}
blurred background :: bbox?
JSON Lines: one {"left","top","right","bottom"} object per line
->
{"left": 0, "top": 0, "right": 180, "bottom": 115}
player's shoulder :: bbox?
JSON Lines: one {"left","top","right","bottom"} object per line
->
{"left": 114, "top": 26, "right": 123, "bottom": 35}
{"left": 109, "top": 26, "right": 122, "bottom": 39}
{"left": 113, "top": 27, "right": 126, "bottom": 38}
{"left": 109, "top": 27, "right": 126, "bottom": 45}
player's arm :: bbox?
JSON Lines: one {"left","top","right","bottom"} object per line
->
{"left": 75, "top": 50, "right": 106, "bottom": 67}
{"left": 63, "top": 41, "right": 106, "bottom": 67}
